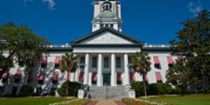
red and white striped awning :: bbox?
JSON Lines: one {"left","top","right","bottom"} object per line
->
{"left": 38, "top": 72, "right": 45, "bottom": 81}
{"left": 143, "top": 74, "right": 148, "bottom": 81}
{"left": 52, "top": 71, "right": 59, "bottom": 80}
{"left": 54, "top": 56, "right": 61, "bottom": 65}
{"left": 117, "top": 73, "right": 122, "bottom": 81}
{"left": 167, "top": 56, "right": 174, "bottom": 65}
{"left": 130, "top": 73, "right": 135, "bottom": 81}
{"left": 92, "top": 72, "right": 97, "bottom": 81}
{"left": 66, "top": 72, "right": 71, "bottom": 81}
{"left": 79, "top": 72, "right": 84, "bottom": 81}
{"left": 2, "top": 72, "right": 9, "bottom": 79}
{"left": 14, "top": 69, "right": 22, "bottom": 79}
{"left": 155, "top": 72, "right": 163, "bottom": 81}
{"left": 153, "top": 56, "right": 160, "bottom": 64}
{"left": 28, "top": 73, "right": 33, "bottom": 81}
{"left": 41, "top": 55, "right": 47, "bottom": 64}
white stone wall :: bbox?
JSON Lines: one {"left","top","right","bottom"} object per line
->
{"left": 134, "top": 52, "right": 176, "bottom": 84}
{"left": 0, "top": 47, "right": 176, "bottom": 95}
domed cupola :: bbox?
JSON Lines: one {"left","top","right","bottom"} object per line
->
{"left": 92, "top": 0, "right": 122, "bottom": 32}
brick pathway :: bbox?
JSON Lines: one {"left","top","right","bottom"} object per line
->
{"left": 87, "top": 100, "right": 126, "bottom": 105}
{"left": 115, "top": 101, "right": 127, "bottom": 105}
{"left": 87, "top": 101, "right": 98, "bottom": 105}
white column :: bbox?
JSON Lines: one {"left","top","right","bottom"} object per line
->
{"left": 111, "top": 53, "right": 116, "bottom": 86}
{"left": 70, "top": 73, "right": 75, "bottom": 82}
{"left": 124, "top": 53, "right": 130, "bottom": 85}
{"left": 83, "top": 54, "right": 89, "bottom": 85}
{"left": 75, "top": 68, "right": 79, "bottom": 82}
{"left": 97, "top": 53, "right": 103, "bottom": 86}
{"left": 75, "top": 58, "right": 80, "bottom": 82}
{"left": 88, "top": 73, "right": 92, "bottom": 86}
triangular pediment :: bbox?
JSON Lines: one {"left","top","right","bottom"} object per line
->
{"left": 71, "top": 28, "right": 143, "bottom": 46}
{"left": 81, "top": 31, "right": 133, "bottom": 44}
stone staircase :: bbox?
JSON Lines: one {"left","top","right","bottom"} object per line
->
{"left": 89, "top": 86, "right": 128, "bottom": 99}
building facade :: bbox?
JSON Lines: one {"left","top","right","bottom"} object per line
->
{"left": 0, "top": 0, "right": 175, "bottom": 96}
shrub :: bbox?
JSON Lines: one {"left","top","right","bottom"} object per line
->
{"left": 172, "top": 87, "right": 182, "bottom": 94}
{"left": 18, "top": 85, "right": 34, "bottom": 97}
{"left": 148, "top": 83, "right": 172, "bottom": 95}
{"left": 131, "top": 82, "right": 146, "bottom": 97}
{"left": 57, "top": 81, "right": 81, "bottom": 97}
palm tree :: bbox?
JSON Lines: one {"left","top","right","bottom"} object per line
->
{"left": 131, "top": 51, "right": 151, "bottom": 98}
{"left": 59, "top": 53, "right": 77, "bottom": 95}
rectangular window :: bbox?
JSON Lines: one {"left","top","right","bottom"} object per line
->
{"left": 110, "top": 24, "right": 114, "bottom": 28}
{"left": 104, "top": 57, "right": 109, "bottom": 68}
{"left": 80, "top": 57, "right": 85, "bottom": 69}
{"left": 128, "top": 56, "right": 131, "bottom": 64}
{"left": 116, "top": 57, "right": 121, "bottom": 68}
{"left": 105, "top": 24, "right": 109, "bottom": 27}
{"left": 100, "top": 24, "right": 103, "bottom": 28}
{"left": 92, "top": 57, "right": 97, "bottom": 68}
{"left": 80, "top": 57, "right": 85, "bottom": 64}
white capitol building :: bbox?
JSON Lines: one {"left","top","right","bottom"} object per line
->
{"left": 1, "top": 0, "right": 176, "bottom": 98}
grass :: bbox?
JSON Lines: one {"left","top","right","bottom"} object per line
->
{"left": 0, "top": 97, "right": 74, "bottom": 105}
{"left": 141, "top": 94, "right": 210, "bottom": 105}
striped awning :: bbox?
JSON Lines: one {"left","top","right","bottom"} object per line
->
{"left": 14, "top": 69, "right": 22, "bottom": 79}
{"left": 167, "top": 56, "right": 174, "bottom": 65}
{"left": 41, "top": 55, "right": 47, "bottom": 64}
{"left": 79, "top": 72, "right": 84, "bottom": 81}
{"left": 117, "top": 73, "right": 122, "bottom": 81}
{"left": 52, "top": 71, "right": 59, "bottom": 80}
{"left": 66, "top": 72, "right": 71, "bottom": 81}
{"left": 54, "top": 56, "right": 61, "bottom": 65}
{"left": 155, "top": 72, "right": 163, "bottom": 81}
{"left": 92, "top": 72, "right": 97, "bottom": 81}
{"left": 38, "top": 72, "right": 45, "bottom": 81}
{"left": 130, "top": 73, "right": 135, "bottom": 81}
{"left": 143, "top": 74, "right": 148, "bottom": 81}
{"left": 153, "top": 56, "right": 160, "bottom": 64}
{"left": 2, "top": 72, "right": 9, "bottom": 79}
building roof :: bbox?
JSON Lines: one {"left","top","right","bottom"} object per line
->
{"left": 70, "top": 28, "right": 143, "bottom": 47}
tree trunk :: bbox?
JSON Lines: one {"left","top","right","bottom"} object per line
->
{"left": 66, "top": 71, "right": 70, "bottom": 96}
{"left": 143, "top": 73, "right": 147, "bottom": 99}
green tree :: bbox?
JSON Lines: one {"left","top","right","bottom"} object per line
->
{"left": 131, "top": 51, "right": 151, "bottom": 98}
{"left": 166, "top": 59, "right": 191, "bottom": 93}
{"left": 169, "top": 10, "right": 210, "bottom": 92}
{"left": 59, "top": 53, "right": 78, "bottom": 96}
{"left": 0, "top": 22, "right": 49, "bottom": 80}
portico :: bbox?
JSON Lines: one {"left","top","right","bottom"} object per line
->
{"left": 75, "top": 52, "right": 133, "bottom": 86}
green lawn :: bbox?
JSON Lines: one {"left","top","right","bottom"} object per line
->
{"left": 0, "top": 97, "right": 74, "bottom": 105}
{"left": 142, "top": 94, "right": 210, "bottom": 105}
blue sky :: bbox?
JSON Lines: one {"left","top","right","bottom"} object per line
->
{"left": 0, "top": 0, "right": 209, "bottom": 44}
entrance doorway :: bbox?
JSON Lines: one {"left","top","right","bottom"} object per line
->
{"left": 103, "top": 73, "right": 110, "bottom": 86}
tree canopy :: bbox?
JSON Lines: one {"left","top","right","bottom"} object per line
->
{"left": 0, "top": 22, "right": 50, "bottom": 73}
{"left": 131, "top": 51, "right": 151, "bottom": 98}
{"left": 167, "top": 10, "right": 210, "bottom": 92}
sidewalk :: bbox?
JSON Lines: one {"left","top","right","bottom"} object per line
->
{"left": 87, "top": 100, "right": 126, "bottom": 105}
{"left": 96, "top": 100, "right": 117, "bottom": 105}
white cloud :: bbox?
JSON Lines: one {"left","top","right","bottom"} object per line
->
{"left": 23, "top": 0, "right": 56, "bottom": 10}
{"left": 42, "top": 0, "right": 56, "bottom": 10}
{"left": 188, "top": 0, "right": 203, "bottom": 15}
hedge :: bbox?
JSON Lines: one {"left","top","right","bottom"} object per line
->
{"left": 57, "top": 81, "right": 81, "bottom": 97}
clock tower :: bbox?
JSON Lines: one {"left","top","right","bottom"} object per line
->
{"left": 92, "top": 0, "right": 122, "bottom": 32}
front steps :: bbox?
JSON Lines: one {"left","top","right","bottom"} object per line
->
{"left": 89, "top": 86, "right": 128, "bottom": 99}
